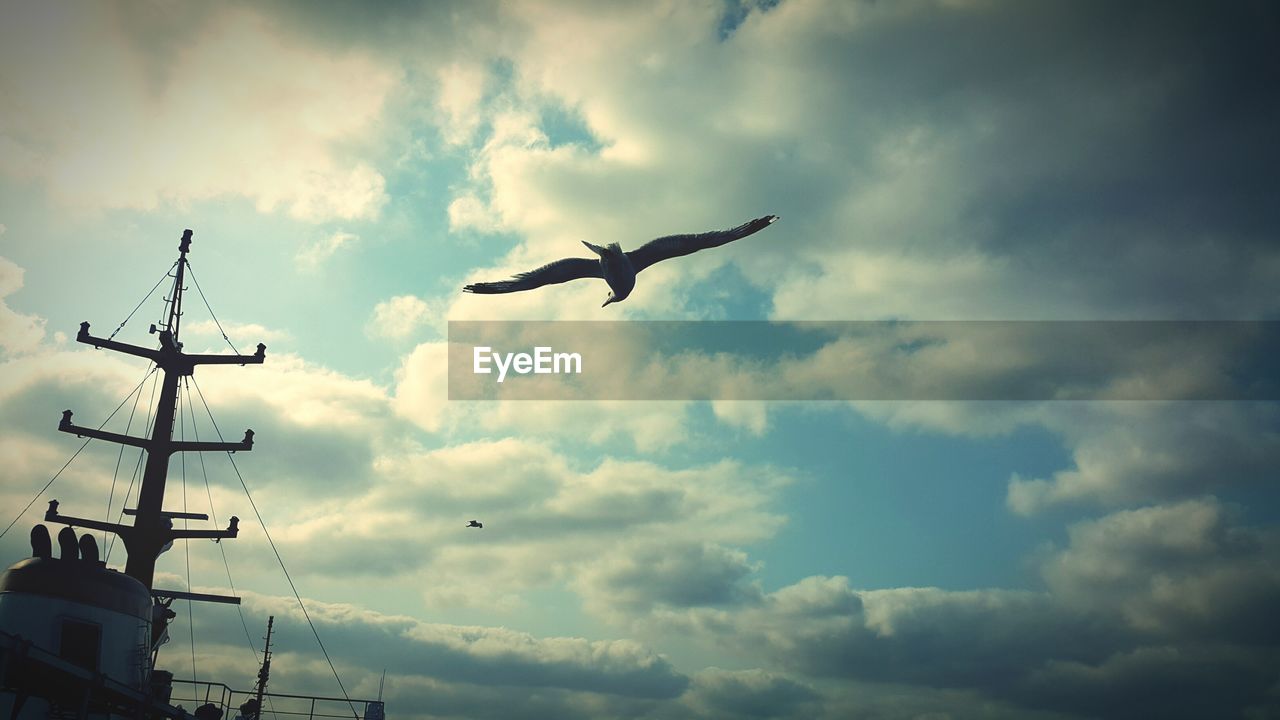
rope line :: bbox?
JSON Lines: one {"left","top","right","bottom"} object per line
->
{"left": 0, "top": 365, "right": 160, "bottom": 541}
{"left": 184, "top": 378, "right": 275, "bottom": 720}
{"left": 104, "top": 361, "right": 156, "bottom": 546}
{"left": 185, "top": 261, "right": 242, "bottom": 355}
{"left": 179, "top": 385, "right": 198, "bottom": 684}
{"left": 188, "top": 376, "right": 358, "bottom": 720}
{"left": 184, "top": 379, "right": 260, "bottom": 657}
{"left": 108, "top": 262, "right": 177, "bottom": 342}
{"left": 106, "top": 367, "right": 161, "bottom": 562}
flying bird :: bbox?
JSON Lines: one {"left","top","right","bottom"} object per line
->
{"left": 463, "top": 215, "right": 779, "bottom": 307}
{"left": 466, "top": 520, "right": 483, "bottom": 528}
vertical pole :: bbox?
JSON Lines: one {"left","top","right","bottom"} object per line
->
{"left": 254, "top": 615, "right": 273, "bottom": 720}
{"left": 123, "top": 231, "right": 192, "bottom": 589}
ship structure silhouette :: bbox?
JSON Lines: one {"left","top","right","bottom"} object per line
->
{"left": 0, "top": 231, "right": 384, "bottom": 719}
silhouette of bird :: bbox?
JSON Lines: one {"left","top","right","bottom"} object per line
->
{"left": 463, "top": 215, "right": 779, "bottom": 307}
{"left": 466, "top": 520, "right": 483, "bottom": 528}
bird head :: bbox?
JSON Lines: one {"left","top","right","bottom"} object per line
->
{"left": 602, "top": 293, "right": 618, "bottom": 307}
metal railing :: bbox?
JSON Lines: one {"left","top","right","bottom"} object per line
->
{"left": 169, "top": 679, "right": 383, "bottom": 720}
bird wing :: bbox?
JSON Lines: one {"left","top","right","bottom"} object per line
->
{"left": 463, "top": 257, "right": 602, "bottom": 294}
{"left": 625, "top": 215, "right": 779, "bottom": 274}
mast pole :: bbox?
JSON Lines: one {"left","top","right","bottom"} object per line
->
{"left": 127, "top": 232, "right": 191, "bottom": 586}
{"left": 47, "top": 229, "right": 267, "bottom": 589}
{"left": 253, "top": 616, "right": 274, "bottom": 720}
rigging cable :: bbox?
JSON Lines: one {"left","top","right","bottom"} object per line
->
{"left": 0, "top": 365, "right": 161, "bottom": 541}
{"left": 103, "top": 360, "right": 156, "bottom": 546}
{"left": 179, "top": 384, "right": 198, "bottom": 684}
{"left": 106, "top": 366, "right": 162, "bottom": 563}
{"left": 185, "top": 260, "right": 243, "bottom": 355}
{"left": 188, "top": 375, "right": 359, "bottom": 720}
{"left": 5, "top": 257, "right": 173, "bottom": 542}
{"left": 183, "top": 378, "right": 279, "bottom": 719}
{"left": 108, "top": 261, "right": 178, "bottom": 342}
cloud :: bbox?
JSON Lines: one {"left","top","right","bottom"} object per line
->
{"left": 574, "top": 542, "right": 764, "bottom": 621}
{"left": 680, "top": 668, "right": 819, "bottom": 719}
{"left": 441, "top": 317, "right": 1279, "bottom": 510}
{"left": 325, "top": 441, "right": 790, "bottom": 611}
{"left": 182, "top": 319, "right": 292, "bottom": 346}
{"left": 0, "top": 256, "right": 45, "bottom": 354}
{"left": 1040, "top": 498, "right": 1280, "bottom": 642}
{"left": 393, "top": 338, "right": 698, "bottom": 452}
{"left": 0, "top": 4, "right": 395, "bottom": 221}
{"left": 848, "top": 399, "right": 1280, "bottom": 514}
{"left": 435, "top": 62, "right": 489, "bottom": 147}
{"left": 1006, "top": 403, "right": 1280, "bottom": 514}
{"left": 178, "top": 589, "right": 689, "bottom": 706}
{"left": 655, "top": 498, "right": 1280, "bottom": 719}
{"left": 367, "top": 294, "right": 440, "bottom": 340}
{"left": 447, "top": 193, "right": 504, "bottom": 234}
{"left": 5, "top": 4, "right": 1279, "bottom": 717}
{"left": 296, "top": 231, "right": 360, "bottom": 270}
{"left": 433, "top": 0, "right": 1278, "bottom": 326}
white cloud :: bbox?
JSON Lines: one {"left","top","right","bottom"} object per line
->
{"left": 0, "top": 256, "right": 45, "bottom": 354}
{"left": 447, "top": 193, "right": 503, "bottom": 234}
{"left": 296, "top": 230, "right": 359, "bottom": 270}
{"left": 368, "top": 294, "right": 439, "bottom": 340}
{"left": 1041, "top": 498, "right": 1280, "bottom": 639}
{"left": 1004, "top": 402, "right": 1280, "bottom": 514}
{"left": 0, "top": 4, "right": 395, "bottom": 222}
{"left": 182, "top": 319, "right": 291, "bottom": 345}
{"left": 392, "top": 338, "right": 696, "bottom": 451}
{"left": 435, "top": 62, "right": 488, "bottom": 146}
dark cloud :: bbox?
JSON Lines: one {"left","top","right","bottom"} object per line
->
{"left": 667, "top": 499, "right": 1280, "bottom": 718}
{"left": 681, "top": 668, "right": 820, "bottom": 719}
{"left": 1007, "top": 402, "right": 1280, "bottom": 512}
{"left": 1041, "top": 498, "right": 1280, "bottom": 644}
{"left": 579, "top": 542, "right": 764, "bottom": 616}
{"left": 184, "top": 591, "right": 690, "bottom": 704}
{"left": 747, "top": 0, "right": 1280, "bottom": 317}
{"left": 1017, "top": 643, "right": 1280, "bottom": 720}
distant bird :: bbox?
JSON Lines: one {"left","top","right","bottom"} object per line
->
{"left": 466, "top": 520, "right": 483, "bottom": 528}
{"left": 464, "top": 215, "right": 780, "bottom": 307}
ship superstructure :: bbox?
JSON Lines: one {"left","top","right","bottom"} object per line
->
{"left": 0, "top": 231, "right": 383, "bottom": 719}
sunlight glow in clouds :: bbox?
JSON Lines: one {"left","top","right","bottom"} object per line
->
{"left": 0, "top": 4, "right": 395, "bottom": 222}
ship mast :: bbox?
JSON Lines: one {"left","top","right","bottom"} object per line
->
{"left": 252, "top": 616, "right": 274, "bottom": 720}
{"left": 44, "top": 230, "right": 266, "bottom": 589}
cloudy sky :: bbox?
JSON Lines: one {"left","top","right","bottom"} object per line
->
{"left": 2, "top": 1, "right": 1279, "bottom": 718}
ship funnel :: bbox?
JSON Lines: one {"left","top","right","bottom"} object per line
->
{"left": 30, "top": 524, "right": 51, "bottom": 558}
{"left": 79, "top": 534, "right": 100, "bottom": 563}
{"left": 56, "top": 526, "right": 79, "bottom": 560}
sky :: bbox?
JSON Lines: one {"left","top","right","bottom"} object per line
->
{"left": 1, "top": 1, "right": 1279, "bottom": 718}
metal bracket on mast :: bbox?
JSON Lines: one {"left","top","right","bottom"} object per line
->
{"left": 50, "top": 229, "right": 268, "bottom": 590}
{"left": 151, "top": 589, "right": 241, "bottom": 605}
{"left": 58, "top": 410, "right": 253, "bottom": 453}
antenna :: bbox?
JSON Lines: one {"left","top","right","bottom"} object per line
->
{"left": 44, "top": 229, "right": 268, "bottom": 589}
{"left": 252, "top": 615, "right": 274, "bottom": 720}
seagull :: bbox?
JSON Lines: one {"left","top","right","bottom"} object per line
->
{"left": 466, "top": 520, "right": 483, "bottom": 528}
{"left": 463, "top": 215, "right": 779, "bottom": 307}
